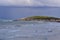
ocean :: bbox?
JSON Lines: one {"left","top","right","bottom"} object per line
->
{"left": 0, "top": 7, "right": 60, "bottom": 40}
{"left": 0, "top": 21, "right": 60, "bottom": 40}
{"left": 0, "top": 7, "right": 60, "bottom": 19}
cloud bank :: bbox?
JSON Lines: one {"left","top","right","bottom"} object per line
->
{"left": 0, "top": 0, "right": 60, "bottom": 6}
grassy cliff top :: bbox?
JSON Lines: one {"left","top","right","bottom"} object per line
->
{"left": 26, "top": 16, "right": 58, "bottom": 19}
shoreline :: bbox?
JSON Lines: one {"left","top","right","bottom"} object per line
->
{"left": 13, "top": 16, "right": 60, "bottom": 22}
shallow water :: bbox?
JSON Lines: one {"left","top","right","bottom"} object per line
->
{"left": 0, "top": 21, "right": 60, "bottom": 40}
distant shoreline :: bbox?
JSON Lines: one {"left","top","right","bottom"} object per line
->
{"left": 13, "top": 16, "right": 60, "bottom": 22}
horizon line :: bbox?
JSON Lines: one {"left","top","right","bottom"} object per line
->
{"left": 0, "top": 6, "right": 60, "bottom": 8}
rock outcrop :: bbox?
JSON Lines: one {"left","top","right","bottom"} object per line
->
{"left": 14, "top": 16, "right": 60, "bottom": 22}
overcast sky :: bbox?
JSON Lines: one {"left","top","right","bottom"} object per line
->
{"left": 0, "top": 0, "right": 60, "bottom": 6}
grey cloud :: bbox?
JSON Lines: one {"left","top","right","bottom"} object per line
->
{"left": 0, "top": 0, "right": 60, "bottom": 6}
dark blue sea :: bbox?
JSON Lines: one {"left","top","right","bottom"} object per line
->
{"left": 0, "top": 6, "right": 60, "bottom": 19}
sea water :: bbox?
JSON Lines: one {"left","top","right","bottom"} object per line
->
{"left": 0, "top": 21, "right": 60, "bottom": 40}
{"left": 0, "top": 7, "right": 60, "bottom": 19}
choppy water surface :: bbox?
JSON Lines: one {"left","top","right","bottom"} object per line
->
{"left": 0, "top": 21, "right": 60, "bottom": 40}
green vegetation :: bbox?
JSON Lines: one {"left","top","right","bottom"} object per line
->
{"left": 27, "top": 16, "right": 58, "bottom": 19}
{"left": 14, "top": 16, "right": 60, "bottom": 22}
